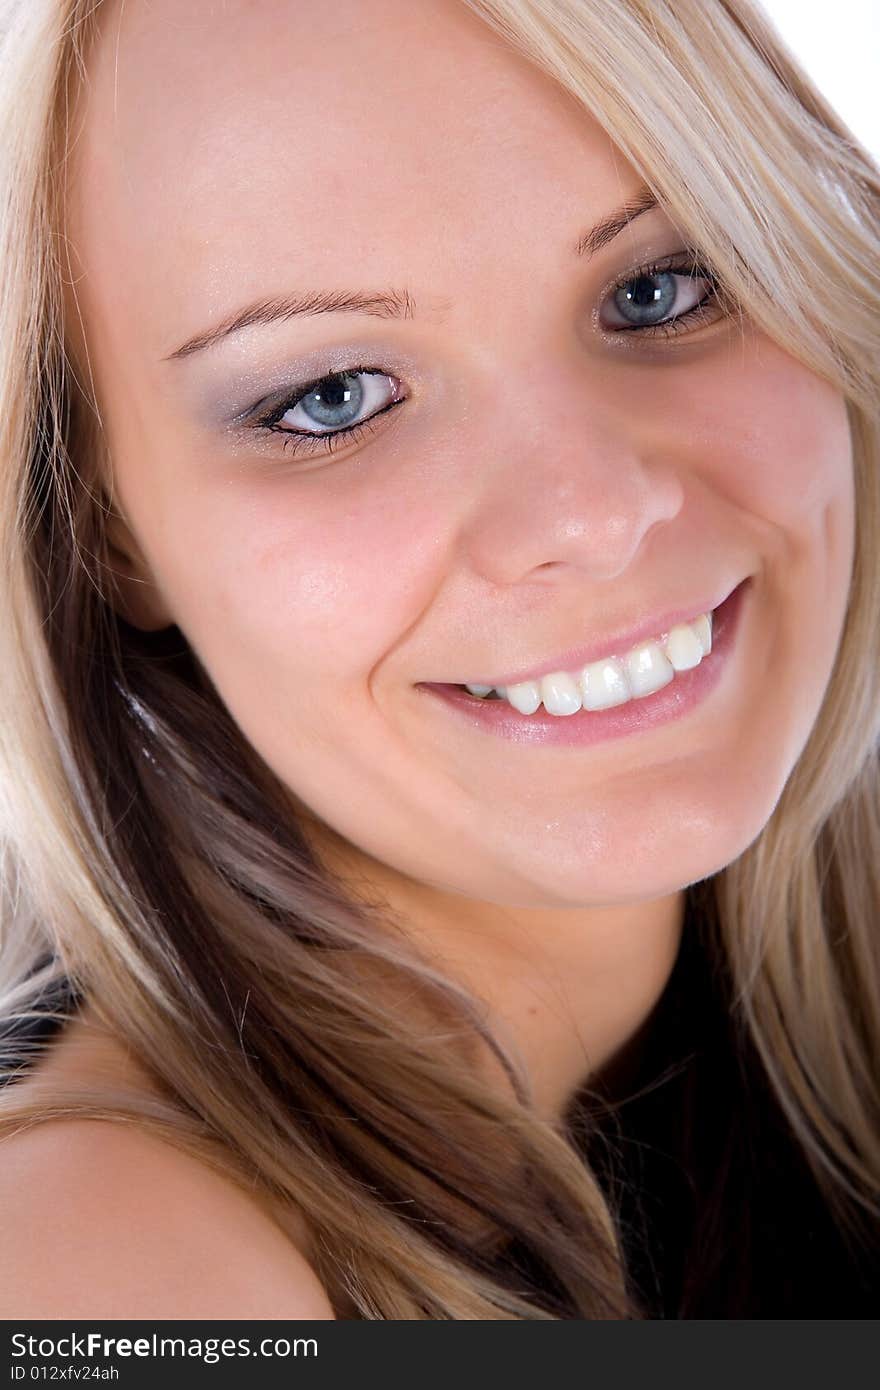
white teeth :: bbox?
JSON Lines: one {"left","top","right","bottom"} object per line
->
{"left": 539, "top": 671, "right": 582, "bottom": 716}
{"left": 664, "top": 621, "right": 705, "bottom": 671}
{"left": 691, "top": 612, "right": 712, "bottom": 655}
{"left": 579, "top": 656, "right": 631, "bottom": 710}
{"left": 461, "top": 609, "right": 716, "bottom": 717}
{"left": 505, "top": 679, "right": 542, "bottom": 714}
{"left": 625, "top": 638, "right": 676, "bottom": 698}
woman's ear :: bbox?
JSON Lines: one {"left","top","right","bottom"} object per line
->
{"left": 102, "top": 503, "right": 176, "bottom": 632}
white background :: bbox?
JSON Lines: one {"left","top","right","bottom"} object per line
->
{"left": 759, "top": 0, "right": 880, "bottom": 163}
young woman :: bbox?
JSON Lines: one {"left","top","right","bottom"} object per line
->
{"left": 0, "top": 0, "right": 878, "bottom": 1319}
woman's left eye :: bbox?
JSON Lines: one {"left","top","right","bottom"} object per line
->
{"left": 599, "top": 250, "right": 725, "bottom": 336}
{"left": 253, "top": 367, "right": 406, "bottom": 460}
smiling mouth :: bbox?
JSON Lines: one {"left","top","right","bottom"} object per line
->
{"left": 431, "top": 593, "right": 737, "bottom": 718}
{"left": 414, "top": 578, "right": 751, "bottom": 745}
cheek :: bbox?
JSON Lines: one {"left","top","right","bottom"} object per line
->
{"left": 673, "top": 344, "right": 855, "bottom": 807}
{"left": 686, "top": 343, "right": 854, "bottom": 538}
{"left": 155, "top": 470, "right": 445, "bottom": 702}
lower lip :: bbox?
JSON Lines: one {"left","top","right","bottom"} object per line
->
{"left": 416, "top": 578, "right": 751, "bottom": 748}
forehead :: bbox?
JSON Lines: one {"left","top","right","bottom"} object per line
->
{"left": 67, "top": 0, "right": 626, "bottom": 355}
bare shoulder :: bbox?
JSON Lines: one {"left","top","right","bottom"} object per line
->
{"left": 0, "top": 1009, "right": 336, "bottom": 1320}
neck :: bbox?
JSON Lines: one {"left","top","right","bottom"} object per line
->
{"left": 299, "top": 816, "right": 686, "bottom": 1123}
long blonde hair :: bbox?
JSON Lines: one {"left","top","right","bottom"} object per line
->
{"left": 1, "top": 0, "right": 878, "bottom": 1318}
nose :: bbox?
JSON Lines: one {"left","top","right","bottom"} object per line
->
{"left": 458, "top": 356, "right": 684, "bottom": 587}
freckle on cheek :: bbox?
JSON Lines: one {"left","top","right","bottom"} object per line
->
{"left": 293, "top": 566, "right": 352, "bottom": 609}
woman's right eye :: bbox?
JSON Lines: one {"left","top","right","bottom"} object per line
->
{"left": 252, "top": 367, "right": 407, "bottom": 459}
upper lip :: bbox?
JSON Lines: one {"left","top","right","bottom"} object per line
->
{"left": 444, "top": 580, "right": 742, "bottom": 690}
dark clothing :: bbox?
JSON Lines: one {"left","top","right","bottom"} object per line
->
{"left": 0, "top": 963, "right": 81, "bottom": 1088}
{"left": 585, "top": 895, "right": 880, "bottom": 1317}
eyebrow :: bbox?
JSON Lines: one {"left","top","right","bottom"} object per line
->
{"left": 164, "top": 183, "right": 660, "bottom": 362}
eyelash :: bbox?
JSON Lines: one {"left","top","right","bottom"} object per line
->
{"left": 252, "top": 250, "right": 725, "bottom": 460}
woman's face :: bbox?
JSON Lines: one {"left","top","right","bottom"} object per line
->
{"left": 67, "top": 0, "right": 854, "bottom": 911}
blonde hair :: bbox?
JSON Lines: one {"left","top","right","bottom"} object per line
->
{"left": 1, "top": 0, "right": 878, "bottom": 1318}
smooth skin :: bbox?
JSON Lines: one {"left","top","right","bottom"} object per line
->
{"left": 2, "top": 0, "right": 855, "bottom": 1315}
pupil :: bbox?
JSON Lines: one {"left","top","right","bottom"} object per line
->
{"left": 319, "top": 378, "right": 350, "bottom": 406}
{"left": 616, "top": 271, "right": 676, "bottom": 326}
{"left": 631, "top": 276, "right": 661, "bottom": 306}
{"left": 305, "top": 371, "right": 364, "bottom": 427}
